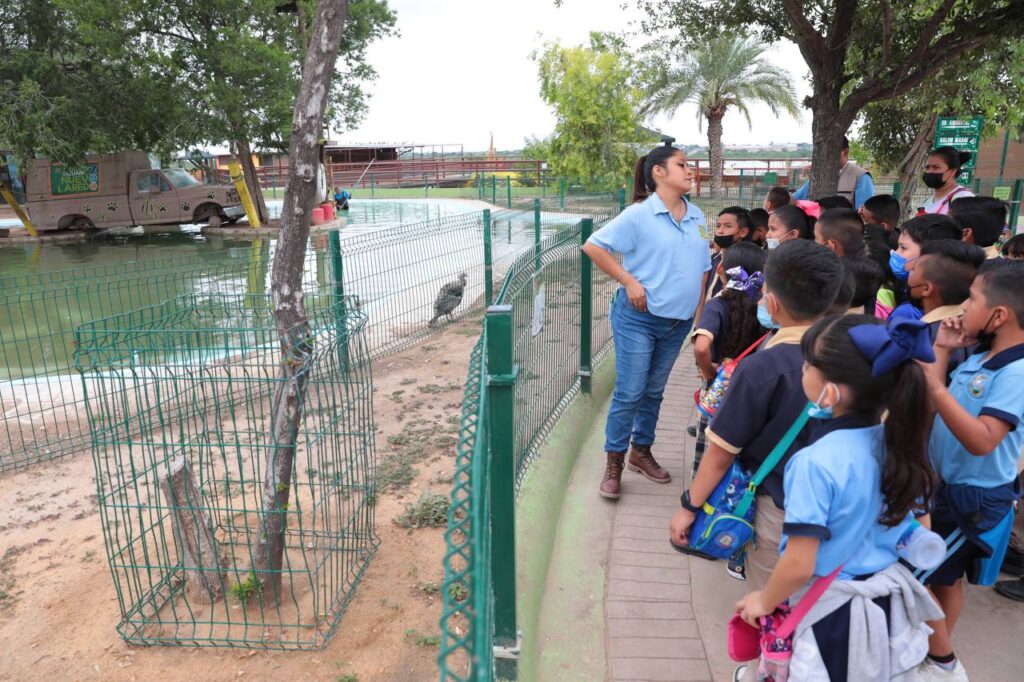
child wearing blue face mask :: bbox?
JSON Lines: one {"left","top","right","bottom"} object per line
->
{"left": 735, "top": 314, "right": 942, "bottom": 682}
{"left": 888, "top": 215, "right": 964, "bottom": 322}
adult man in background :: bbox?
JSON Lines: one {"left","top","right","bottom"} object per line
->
{"left": 793, "top": 136, "right": 874, "bottom": 210}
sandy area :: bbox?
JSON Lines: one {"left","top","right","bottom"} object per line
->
{"left": 0, "top": 317, "right": 481, "bottom": 682}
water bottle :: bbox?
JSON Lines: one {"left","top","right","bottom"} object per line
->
{"left": 896, "top": 520, "right": 946, "bottom": 570}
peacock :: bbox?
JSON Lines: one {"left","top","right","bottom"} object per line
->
{"left": 429, "top": 273, "right": 468, "bottom": 327}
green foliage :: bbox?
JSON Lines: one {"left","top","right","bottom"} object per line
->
{"left": 393, "top": 492, "right": 449, "bottom": 529}
{"left": 532, "top": 34, "right": 647, "bottom": 185}
{"left": 447, "top": 580, "right": 468, "bottom": 602}
{"left": 404, "top": 628, "right": 441, "bottom": 647}
{"left": 229, "top": 573, "right": 262, "bottom": 603}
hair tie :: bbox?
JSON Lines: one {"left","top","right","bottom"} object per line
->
{"left": 847, "top": 317, "right": 935, "bottom": 377}
{"left": 794, "top": 199, "right": 821, "bottom": 220}
{"left": 724, "top": 266, "right": 764, "bottom": 299}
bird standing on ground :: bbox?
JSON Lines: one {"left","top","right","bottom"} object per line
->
{"left": 429, "top": 273, "right": 468, "bottom": 327}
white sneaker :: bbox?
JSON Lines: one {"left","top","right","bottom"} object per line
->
{"left": 917, "top": 657, "right": 969, "bottom": 681}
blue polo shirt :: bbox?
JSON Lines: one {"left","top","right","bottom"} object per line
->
{"left": 782, "top": 417, "right": 913, "bottom": 578}
{"left": 587, "top": 193, "right": 711, "bottom": 320}
{"left": 929, "top": 343, "right": 1024, "bottom": 488}
{"left": 694, "top": 296, "right": 730, "bottom": 363}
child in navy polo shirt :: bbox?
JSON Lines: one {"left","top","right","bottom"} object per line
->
{"left": 736, "top": 314, "right": 941, "bottom": 681}
{"left": 918, "top": 259, "right": 1024, "bottom": 681}
{"left": 671, "top": 240, "right": 842, "bottom": 592}
{"left": 691, "top": 242, "right": 766, "bottom": 479}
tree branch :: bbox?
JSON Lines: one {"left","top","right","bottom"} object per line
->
{"left": 879, "top": 0, "right": 892, "bottom": 70}
{"left": 781, "top": 0, "right": 828, "bottom": 75}
{"left": 898, "top": 0, "right": 956, "bottom": 81}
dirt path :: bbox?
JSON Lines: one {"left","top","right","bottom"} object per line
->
{"left": 0, "top": 318, "right": 481, "bottom": 682}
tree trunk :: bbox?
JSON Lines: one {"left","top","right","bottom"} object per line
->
{"left": 807, "top": 83, "right": 852, "bottom": 199}
{"left": 707, "top": 111, "right": 724, "bottom": 199}
{"left": 236, "top": 137, "right": 270, "bottom": 225}
{"left": 160, "top": 457, "right": 225, "bottom": 604}
{"left": 251, "top": 0, "right": 349, "bottom": 606}
{"left": 897, "top": 114, "right": 937, "bottom": 221}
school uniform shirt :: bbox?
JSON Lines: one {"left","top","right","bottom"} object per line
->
{"left": 929, "top": 343, "right": 1024, "bottom": 488}
{"left": 706, "top": 326, "right": 813, "bottom": 508}
{"left": 781, "top": 417, "right": 911, "bottom": 578}
{"left": 587, "top": 193, "right": 711, "bottom": 321}
{"left": 693, "top": 296, "right": 730, "bottom": 364}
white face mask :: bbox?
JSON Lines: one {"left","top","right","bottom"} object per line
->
{"left": 767, "top": 238, "right": 780, "bottom": 250}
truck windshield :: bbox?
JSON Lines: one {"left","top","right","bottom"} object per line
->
{"left": 162, "top": 169, "right": 202, "bottom": 189}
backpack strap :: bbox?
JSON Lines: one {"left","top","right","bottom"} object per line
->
{"left": 733, "top": 332, "right": 770, "bottom": 364}
{"left": 775, "top": 565, "right": 843, "bottom": 639}
{"left": 733, "top": 402, "right": 813, "bottom": 518}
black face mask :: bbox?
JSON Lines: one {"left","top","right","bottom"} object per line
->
{"left": 922, "top": 172, "right": 947, "bottom": 189}
{"left": 713, "top": 234, "right": 735, "bottom": 249}
{"left": 975, "top": 310, "right": 999, "bottom": 349}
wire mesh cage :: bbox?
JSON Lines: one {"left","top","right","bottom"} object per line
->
{"left": 73, "top": 293, "right": 376, "bottom": 649}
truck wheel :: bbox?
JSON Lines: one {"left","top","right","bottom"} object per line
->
{"left": 207, "top": 213, "right": 223, "bottom": 228}
{"left": 194, "top": 203, "right": 224, "bottom": 228}
{"left": 65, "top": 216, "right": 96, "bottom": 231}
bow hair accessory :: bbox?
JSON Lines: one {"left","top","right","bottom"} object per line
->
{"left": 794, "top": 199, "right": 822, "bottom": 220}
{"left": 848, "top": 317, "right": 935, "bottom": 377}
{"left": 724, "top": 267, "right": 764, "bottom": 299}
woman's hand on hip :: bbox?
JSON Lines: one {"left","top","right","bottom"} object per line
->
{"left": 625, "top": 278, "right": 647, "bottom": 312}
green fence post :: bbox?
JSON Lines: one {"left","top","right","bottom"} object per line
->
{"left": 506, "top": 176, "right": 512, "bottom": 208}
{"left": 739, "top": 169, "right": 744, "bottom": 200}
{"left": 618, "top": 187, "right": 626, "bottom": 213}
{"left": 559, "top": 177, "right": 566, "bottom": 210}
{"left": 328, "top": 229, "right": 349, "bottom": 370}
{"left": 491, "top": 175, "right": 497, "bottom": 205}
{"left": 1010, "top": 179, "right": 1024, "bottom": 234}
{"left": 483, "top": 209, "right": 494, "bottom": 306}
{"left": 533, "top": 198, "right": 542, "bottom": 274}
{"left": 424, "top": 173, "right": 429, "bottom": 198}
{"left": 579, "top": 218, "right": 594, "bottom": 394}
{"left": 370, "top": 174, "right": 375, "bottom": 199}
{"left": 893, "top": 181, "right": 901, "bottom": 200}
{"left": 485, "top": 304, "right": 520, "bottom": 677}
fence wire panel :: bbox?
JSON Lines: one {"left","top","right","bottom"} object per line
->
{"left": 74, "top": 294, "right": 376, "bottom": 649}
{"left": 0, "top": 243, "right": 333, "bottom": 474}
{"left": 438, "top": 337, "right": 491, "bottom": 682}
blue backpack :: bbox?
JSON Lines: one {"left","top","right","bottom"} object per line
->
{"left": 688, "top": 403, "right": 812, "bottom": 559}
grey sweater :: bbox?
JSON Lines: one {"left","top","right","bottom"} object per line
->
{"left": 787, "top": 563, "right": 944, "bottom": 681}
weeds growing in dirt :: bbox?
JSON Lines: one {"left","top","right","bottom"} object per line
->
{"left": 229, "top": 573, "right": 261, "bottom": 602}
{"left": 394, "top": 493, "right": 448, "bottom": 528}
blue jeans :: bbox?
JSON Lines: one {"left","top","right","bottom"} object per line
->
{"left": 604, "top": 289, "right": 692, "bottom": 453}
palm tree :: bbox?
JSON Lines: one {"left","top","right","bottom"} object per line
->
{"left": 643, "top": 36, "right": 800, "bottom": 198}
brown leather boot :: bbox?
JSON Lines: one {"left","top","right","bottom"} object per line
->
{"left": 599, "top": 451, "right": 626, "bottom": 499}
{"left": 627, "top": 443, "right": 671, "bottom": 483}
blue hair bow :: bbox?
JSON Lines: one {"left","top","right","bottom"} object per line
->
{"left": 724, "top": 266, "right": 764, "bottom": 299}
{"left": 848, "top": 317, "right": 935, "bottom": 377}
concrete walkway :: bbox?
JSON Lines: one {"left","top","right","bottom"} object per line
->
{"left": 596, "top": 358, "right": 1024, "bottom": 681}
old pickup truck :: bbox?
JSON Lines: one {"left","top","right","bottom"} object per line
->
{"left": 24, "top": 151, "right": 245, "bottom": 232}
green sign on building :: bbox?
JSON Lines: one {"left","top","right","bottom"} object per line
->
{"left": 50, "top": 164, "right": 100, "bottom": 195}
{"left": 935, "top": 116, "right": 983, "bottom": 188}
{"left": 935, "top": 134, "right": 980, "bottom": 152}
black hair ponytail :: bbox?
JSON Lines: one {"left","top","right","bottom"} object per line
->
{"left": 773, "top": 204, "right": 814, "bottom": 240}
{"left": 801, "top": 315, "right": 936, "bottom": 526}
{"left": 632, "top": 155, "right": 649, "bottom": 204}
{"left": 641, "top": 142, "right": 681, "bottom": 194}
{"left": 719, "top": 243, "right": 767, "bottom": 358}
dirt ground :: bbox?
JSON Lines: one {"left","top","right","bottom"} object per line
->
{"left": 0, "top": 317, "right": 482, "bottom": 682}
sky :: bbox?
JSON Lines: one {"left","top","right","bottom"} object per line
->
{"left": 339, "top": 0, "right": 815, "bottom": 152}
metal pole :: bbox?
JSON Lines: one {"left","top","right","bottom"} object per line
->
{"left": 491, "top": 175, "right": 497, "bottom": 205}
{"left": 533, "top": 198, "right": 542, "bottom": 275}
{"left": 328, "top": 229, "right": 349, "bottom": 370}
{"left": 506, "top": 175, "right": 512, "bottom": 208}
{"left": 370, "top": 174, "right": 375, "bottom": 198}
{"left": 483, "top": 209, "right": 494, "bottom": 305}
{"left": 999, "top": 128, "right": 1011, "bottom": 183}
{"left": 424, "top": 173, "right": 429, "bottom": 198}
{"left": 1009, "top": 179, "right": 1024, "bottom": 234}
{"left": 618, "top": 187, "right": 626, "bottom": 213}
{"left": 893, "top": 181, "right": 901, "bottom": 202}
{"left": 579, "top": 218, "right": 594, "bottom": 394}
{"left": 485, "top": 304, "right": 520, "bottom": 677}
{"left": 559, "top": 177, "right": 566, "bottom": 210}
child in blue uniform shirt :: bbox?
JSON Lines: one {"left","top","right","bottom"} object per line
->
{"left": 736, "top": 314, "right": 941, "bottom": 681}
{"left": 918, "top": 259, "right": 1024, "bottom": 681}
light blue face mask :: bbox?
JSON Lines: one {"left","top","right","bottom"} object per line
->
{"left": 889, "top": 250, "right": 913, "bottom": 280}
{"left": 808, "top": 384, "right": 839, "bottom": 419}
{"left": 757, "top": 301, "right": 779, "bottom": 329}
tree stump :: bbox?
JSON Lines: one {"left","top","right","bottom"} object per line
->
{"left": 160, "top": 457, "right": 226, "bottom": 604}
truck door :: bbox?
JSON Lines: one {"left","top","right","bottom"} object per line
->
{"left": 129, "top": 170, "right": 179, "bottom": 225}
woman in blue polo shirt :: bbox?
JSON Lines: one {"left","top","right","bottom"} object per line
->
{"left": 582, "top": 141, "right": 712, "bottom": 499}
{"left": 736, "top": 315, "right": 941, "bottom": 680}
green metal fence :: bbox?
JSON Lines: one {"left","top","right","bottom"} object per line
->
{"left": 73, "top": 293, "right": 376, "bottom": 649}
{"left": 438, "top": 211, "right": 619, "bottom": 681}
